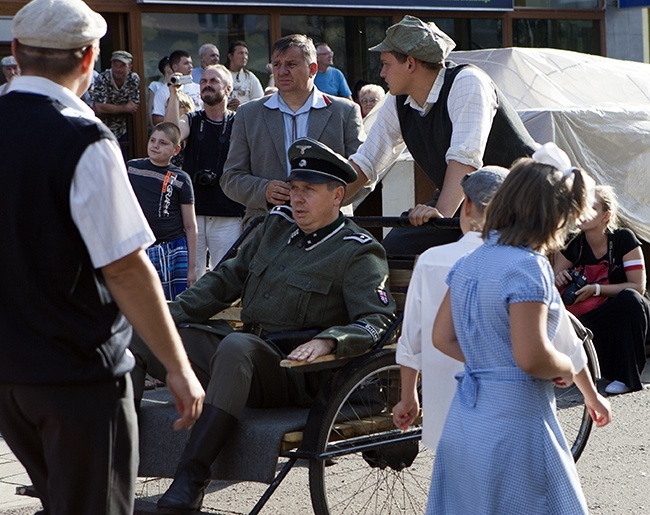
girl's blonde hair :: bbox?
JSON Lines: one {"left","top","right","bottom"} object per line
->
{"left": 483, "top": 158, "right": 591, "bottom": 254}
{"left": 595, "top": 184, "right": 619, "bottom": 232}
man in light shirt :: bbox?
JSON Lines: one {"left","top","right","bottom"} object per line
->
{"left": 346, "top": 15, "right": 536, "bottom": 255}
{"left": 152, "top": 49, "right": 203, "bottom": 125}
{"left": 192, "top": 43, "right": 220, "bottom": 84}
{"left": 0, "top": 1, "right": 204, "bottom": 513}
{"left": 314, "top": 42, "right": 352, "bottom": 99}
{"left": 225, "top": 40, "right": 264, "bottom": 110}
{"left": 0, "top": 55, "right": 20, "bottom": 95}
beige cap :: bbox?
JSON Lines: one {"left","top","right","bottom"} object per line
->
{"left": 369, "top": 15, "right": 455, "bottom": 64}
{"left": 12, "top": 0, "right": 107, "bottom": 50}
{"left": 1, "top": 56, "right": 17, "bottom": 67}
{"left": 111, "top": 51, "right": 133, "bottom": 64}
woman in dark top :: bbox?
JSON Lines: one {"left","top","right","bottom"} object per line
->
{"left": 554, "top": 185, "right": 649, "bottom": 394}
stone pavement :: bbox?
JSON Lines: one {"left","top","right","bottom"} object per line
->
{"left": 2, "top": 361, "right": 650, "bottom": 515}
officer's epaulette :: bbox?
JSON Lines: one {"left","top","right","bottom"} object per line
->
{"left": 269, "top": 205, "right": 294, "bottom": 223}
{"left": 343, "top": 233, "right": 373, "bottom": 244}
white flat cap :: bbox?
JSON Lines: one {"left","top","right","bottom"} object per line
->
{"left": 1, "top": 56, "right": 17, "bottom": 67}
{"left": 12, "top": 0, "right": 107, "bottom": 50}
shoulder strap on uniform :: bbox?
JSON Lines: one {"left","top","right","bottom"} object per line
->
{"left": 343, "top": 233, "right": 373, "bottom": 244}
{"left": 269, "top": 205, "right": 294, "bottom": 222}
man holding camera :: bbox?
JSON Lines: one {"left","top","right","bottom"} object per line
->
{"left": 152, "top": 49, "right": 203, "bottom": 126}
{"left": 165, "top": 64, "right": 244, "bottom": 278}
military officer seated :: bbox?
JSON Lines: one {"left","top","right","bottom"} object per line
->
{"left": 130, "top": 137, "right": 396, "bottom": 514}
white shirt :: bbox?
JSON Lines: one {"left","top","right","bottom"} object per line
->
{"left": 263, "top": 87, "right": 331, "bottom": 177}
{"left": 229, "top": 68, "right": 264, "bottom": 104}
{"left": 350, "top": 66, "right": 498, "bottom": 186}
{"left": 152, "top": 80, "right": 203, "bottom": 116}
{"left": 397, "top": 231, "right": 482, "bottom": 449}
{"left": 8, "top": 76, "right": 154, "bottom": 268}
{"left": 397, "top": 231, "right": 587, "bottom": 450}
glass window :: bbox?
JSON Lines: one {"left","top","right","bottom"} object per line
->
{"left": 281, "top": 15, "right": 392, "bottom": 95}
{"left": 140, "top": 13, "right": 270, "bottom": 88}
{"left": 515, "top": 0, "right": 599, "bottom": 7}
{"left": 0, "top": 17, "right": 13, "bottom": 42}
{"left": 427, "top": 18, "right": 503, "bottom": 51}
{"left": 513, "top": 19, "right": 601, "bottom": 54}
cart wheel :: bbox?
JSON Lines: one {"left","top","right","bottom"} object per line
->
{"left": 554, "top": 315, "right": 600, "bottom": 462}
{"left": 308, "top": 350, "right": 433, "bottom": 515}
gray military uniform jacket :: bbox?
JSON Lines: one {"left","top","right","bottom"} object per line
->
{"left": 170, "top": 206, "right": 396, "bottom": 358}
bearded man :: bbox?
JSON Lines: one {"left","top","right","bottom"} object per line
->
{"left": 165, "top": 64, "right": 244, "bottom": 278}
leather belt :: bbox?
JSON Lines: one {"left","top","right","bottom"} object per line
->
{"left": 242, "top": 323, "right": 268, "bottom": 339}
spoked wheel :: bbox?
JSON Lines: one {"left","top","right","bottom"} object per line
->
{"left": 554, "top": 314, "right": 601, "bottom": 461}
{"left": 308, "top": 350, "right": 433, "bottom": 515}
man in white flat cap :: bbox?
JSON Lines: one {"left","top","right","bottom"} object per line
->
{"left": 0, "top": 1, "right": 204, "bottom": 513}
{"left": 346, "top": 15, "right": 537, "bottom": 255}
{"left": 0, "top": 55, "right": 20, "bottom": 95}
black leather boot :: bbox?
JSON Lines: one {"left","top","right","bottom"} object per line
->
{"left": 157, "top": 404, "right": 238, "bottom": 514}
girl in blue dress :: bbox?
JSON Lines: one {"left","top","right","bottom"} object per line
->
{"left": 429, "top": 144, "right": 612, "bottom": 514}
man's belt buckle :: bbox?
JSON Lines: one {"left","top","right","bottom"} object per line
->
{"left": 245, "top": 323, "right": 267, "bottom": 339}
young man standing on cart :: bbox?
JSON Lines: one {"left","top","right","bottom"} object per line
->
{"left": 131, "top": 138, "right": 396, "bottom": 514}
{"left": 346, "top": 15, "right": 537, "bottom": 255}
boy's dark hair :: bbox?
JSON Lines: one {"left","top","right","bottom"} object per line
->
{"left": 157, "top": 56, "right": 169, "bottom": 75}
{"left": 151, "top": 122, "right": 181, "bottom": 147}
{"left": 169, "top": 50, "right": 190, "bottom": 69}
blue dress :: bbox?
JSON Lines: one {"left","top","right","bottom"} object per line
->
{"left": 426, "top": 234, "right": 588, "bottom": 515}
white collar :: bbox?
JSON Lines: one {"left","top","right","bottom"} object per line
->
{"left": 264, "top": 85, "right": 329, "bottom": 114}
{"left": 403, "top": 67, "right": 447, "bottom": 114}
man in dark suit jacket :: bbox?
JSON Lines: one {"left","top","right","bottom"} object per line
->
{"left": 220, "top": 34, "right": 364, "bottom": 223}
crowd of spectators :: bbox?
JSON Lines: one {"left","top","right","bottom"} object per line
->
{"left": 1, "top": 2, "right": 646, "bottom": 514}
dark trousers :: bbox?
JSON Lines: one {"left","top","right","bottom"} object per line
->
{"left": 132, "top": 329, "right": 296, "bottom": 418}
{"left": 0, "top": 375, "right": 137, "bottom": 515}
{"left": 580, "top": 288, "right": 649, "bottom": 391}
{"left": 381, "top": 196, "right": 462, "bottom": 256}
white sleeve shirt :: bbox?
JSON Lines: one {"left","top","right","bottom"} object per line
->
{"left": 396, "top": 231, "right": 482, "bottom": 450}
{"left": 350, "top": 66, "right": 497, "bottom": 186}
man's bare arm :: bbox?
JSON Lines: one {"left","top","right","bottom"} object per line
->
{"left": 163, "top": 85, "right": 191, "bottom": 142}
{"left": 95, "top": 101, "right": 139, "bottom": 116}
{"left": 344, "top": 160, "right": 370, "bottom": 201}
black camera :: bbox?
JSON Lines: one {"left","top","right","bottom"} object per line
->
{"left": 195, "top": 169, "right": 218, "bottom": 187}
{"left": 561, "top": 269, "right": 588, "bottom": 306}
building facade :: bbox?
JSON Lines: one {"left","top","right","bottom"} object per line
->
{"left": 0, "top": 0, "right": 647, "bottom": 157}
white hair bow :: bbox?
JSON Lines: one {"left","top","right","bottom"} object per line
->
{"left": 532, "top": 142, "right": 597, "bottom": 221}
{"left": 532, "top": 142, "right": 574, "bottom": 176}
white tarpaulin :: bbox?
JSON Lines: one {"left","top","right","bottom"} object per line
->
{"left": 451, "top": 47, "right": 650, "bottom": 242}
